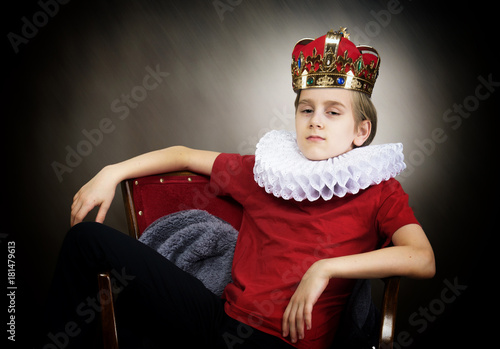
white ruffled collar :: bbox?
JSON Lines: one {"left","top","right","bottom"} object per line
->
{"left": 253, "top": 130, "right": 406, "bottom": 201}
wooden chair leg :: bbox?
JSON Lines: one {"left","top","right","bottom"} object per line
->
{"left": 378, "top": 276, "right": 401, "bottom": 349}
{"left": 98, "top": 273, "right": 119, "bottom": 349}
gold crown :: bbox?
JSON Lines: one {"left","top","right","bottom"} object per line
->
{"left": 291, "top": 28, "right": 380, "bottom": 96}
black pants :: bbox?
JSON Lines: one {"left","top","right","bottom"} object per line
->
{"left": 39, "top": 222, "right": 293, "bottom": 349}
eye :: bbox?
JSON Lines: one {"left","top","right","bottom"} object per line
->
{"left": 301, "top": 108, "right": 313, "bottom": 115}
{"left": 327, "top": 110, "right": 340, "bottom": 116}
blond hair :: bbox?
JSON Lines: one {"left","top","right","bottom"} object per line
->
{"left": 294, "top": 90, "right": 377, "bottom": 147}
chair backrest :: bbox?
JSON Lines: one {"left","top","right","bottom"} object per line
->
{"left": 121, "top": 172, "right": 243, "bottom": 239}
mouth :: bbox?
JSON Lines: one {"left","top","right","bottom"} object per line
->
{"left": 306, "top": 135, "right": 325, "bottom": 142}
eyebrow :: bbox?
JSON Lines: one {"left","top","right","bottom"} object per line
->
{"left": 298, "top": 99, "right": 346, "bottom": 109}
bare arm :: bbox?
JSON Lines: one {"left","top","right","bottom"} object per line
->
{"left": 282, "top": 223, "right": 435, "bottom": 343}
{"left": 104, "top": 146, "right": 220, "bottom": 181}
{"left": 70, "top": 146, "right": 220, "bottom": 226}
{"left": 317, "top": 224, "right": 435, "bottom": 280}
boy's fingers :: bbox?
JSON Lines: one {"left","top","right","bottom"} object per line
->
{"left": 95, "top": 202, "right": 110, "bottom": 224}
{"left": 282, "top": 307, "right": 290, "bottom": 337}
{"left": 304, "top": 303, "right": 313, "bottom": 330}
{"left": 295, "top": 303, "right": 305, "bottom": 340}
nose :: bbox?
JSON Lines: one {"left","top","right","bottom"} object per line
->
{"left": 309, "top": 112, "right": 324, "bottom": 129}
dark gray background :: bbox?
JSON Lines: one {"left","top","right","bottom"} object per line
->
{"left": 2, "top": 0, "right": 497, "bottom": 347}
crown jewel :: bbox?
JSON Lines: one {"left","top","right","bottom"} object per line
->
{"left": 291, "top": 27, "right": 380, "bottom": 96}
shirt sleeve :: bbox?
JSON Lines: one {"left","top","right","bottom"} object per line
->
{"left": 209, "top": 153, "right": 257, "bottom": 202}
{"left": 376, "top": 179, "right": 420, "bottom": 247}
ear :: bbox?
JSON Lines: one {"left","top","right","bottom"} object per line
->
{"left": 353, "top": 120, "right": 371, "bottom": 147}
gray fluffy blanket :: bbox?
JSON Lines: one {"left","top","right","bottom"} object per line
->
{"left": 139, "top": 209, "right": 238, "bottom": 297}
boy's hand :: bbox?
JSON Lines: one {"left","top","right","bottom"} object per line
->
{"left": 282, "top": 260, "right": 330, "bottom": 344}
{"left": 70, "top": 166, "right": 119, "bottom": 226}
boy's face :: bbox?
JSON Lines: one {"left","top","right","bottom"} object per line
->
{"left": 295, "top": 88, "right": 370, "bottom": 160}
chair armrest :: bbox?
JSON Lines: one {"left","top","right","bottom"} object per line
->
{"left": 98, "top": 272, "right": 119, "bottom": 349}
{"left": 378, "top": 276, "right": 401, "bottom": 349}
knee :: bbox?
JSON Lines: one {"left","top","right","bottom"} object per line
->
{"left": 64, "top": 222, "right": 112, "bottom": 251}
{"left": 67, "top": 221, "right": 104, "bottom": 239}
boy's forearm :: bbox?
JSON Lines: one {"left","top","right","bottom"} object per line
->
{"left": 317, "top": 224, "right": 435, "bottom": 280}
{"left": 318, "top": 244, "right": 435, "bottom": 280}
{"left": 105, "top": 146, "right": 220, "bottom": 184}
{"left": 105, "top": 146, "right": 191, "bottom": 183}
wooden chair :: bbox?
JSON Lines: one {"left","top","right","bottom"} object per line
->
{"left": 98, "top": 172, "right": 401, "bottom": 349}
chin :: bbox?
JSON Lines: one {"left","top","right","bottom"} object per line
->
{"left": 300, "top": 149, "right": 335, "bottom": 161}
{"left": 299, "top": 146, "right": 352, "bottom": 161}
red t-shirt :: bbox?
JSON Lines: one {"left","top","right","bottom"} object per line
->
{"left": 210, "top": 153, "right": 419, "bottom": 349}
